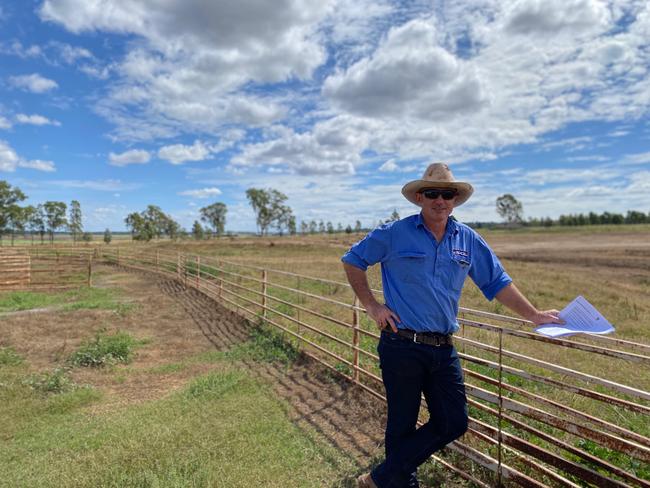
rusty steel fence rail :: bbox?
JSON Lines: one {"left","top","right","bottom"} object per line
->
{"left": 99, "top": 246, "right": 650, "bottom": 487}
{"left": 0, "top": 247, "right": 94, "bottom": 291}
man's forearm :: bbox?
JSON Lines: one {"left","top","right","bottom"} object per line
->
{"left": 343, "top": 263, "right": 379, "bottom": 309}
{"left": 495, "top": 283, "right": 538, "bottom": 321}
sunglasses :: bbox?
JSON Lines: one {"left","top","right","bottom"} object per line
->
{"left": 420, "top": 188, "right": 457, "bottom": 200}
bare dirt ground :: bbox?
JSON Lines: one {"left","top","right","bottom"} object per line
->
{"left": 1, "top": 264, "right": 388, "bottom": 477}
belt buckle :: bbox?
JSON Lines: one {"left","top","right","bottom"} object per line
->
{"left": 412, "top": 332, "right": 418, "bottom": 343}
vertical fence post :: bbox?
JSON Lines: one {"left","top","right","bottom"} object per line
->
{"left": 353, "top": 296, "right": 360, "bottom": 382}
{"left": 497, "top": 327, "right": 504, "bottom": 487}
{"left": 196, "top": 255, "right": 201, "bottom": 289}
{"left": 87, "top": 255, "right": 92, "bottom": 287}
{"left": 262, "top": 269, "right": 268, "bottom": 320}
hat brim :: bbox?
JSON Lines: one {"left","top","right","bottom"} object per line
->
{"left": 401, "top": 180, "right": 473, "bottom": 206}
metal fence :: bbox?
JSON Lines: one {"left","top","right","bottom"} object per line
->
{"left": 0, "top": 247, "right": 94, "bottom": 291}
{"left": 99, "top": 246, "right": 650, "bottom": 487}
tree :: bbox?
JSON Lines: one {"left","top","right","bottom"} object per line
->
{"left": 192, "top": 220, "right": 205, "bottom": 240}
{"left": 288, "top": 215, "right": 297, "bottom": 235}
{"left": 68, "top": 200, "right": 83, "bottom": 243}
{"left": 200, "top": 202, "right": 227, "bottom": 237}
{"left": 125, "top": 206, "right": 179, "bottom": 241}
{"left": 354, "top": 220, "right": 362, "bottom": 233}
{"left": 309, "top": 220, "right": 317, "bottom": 234}
{"left": 388, "top": 209, "right": 400, "bottom": 222}
{"left": 299, "top": 220, "right": 309, "bottom": 235}
{"left": 0, "top": 181, "right": 26, "bottom": 245}
{"left": 103, "top": 228, "right": 112, "bottom": 244}
{"left": 43, "top": 201, "right": 67, "bottom": 243}
{"left": 318, "top": 220, "right": 325, "bottom": 233}
{"left": 125, "top": 212, "right": 146, "bottom": 240}
{"left": 496, "top": 194, "right": 523, "bottom": 224}
{"left": 326, "top": 221, "right": 334, "bottom": 234}
{"left": 345, "top": 224, "right": 352, "bottom": 234}
{"left": 246, "top": 188, "right": 292, "bottom": 236}
{"left": 31, "top": 204, "right": 47, "bottom": 244}
{"left": 82, "top": 232, "right": 93, "bottom": 242}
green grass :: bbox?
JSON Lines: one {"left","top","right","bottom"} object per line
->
{"left": 223, "top": 325, "right": 300, "bottom": 366}
{"left": 0, "top": 347, "right": 24, "bottom": 366}
{"left": 0, "top": 366, "right": 354, "bottom": 487}
{"left": 69, "top": 330, "right": 146, "bottom": 367}
{"left": 0, "top": 287, "right": 136, "bottom": 315}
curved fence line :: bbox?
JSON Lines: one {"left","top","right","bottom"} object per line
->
{"left": 95, "top": 246, "right": 650, "bottom": 488}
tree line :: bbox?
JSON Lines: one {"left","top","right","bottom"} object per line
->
{"left": 0, "top": 180, "right": 89, "bottom": 245}
{"left": 494, "top": 193, "right": 650, "bottom": 227}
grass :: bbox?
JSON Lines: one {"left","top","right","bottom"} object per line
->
{"left": 69, "top": 330, "right": 145, "bottom": 367}
{"left": 0, "top": 287, "right": 136, "bottom": 315}
{"left": 0, "top": 365, "right": 354, "bottom": 487}
{"left": 0, "top": 346, "right": 24, "bottom": 366}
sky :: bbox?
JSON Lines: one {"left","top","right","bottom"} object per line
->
{"left": 1, "top": 0, "right": 649, "bottom": 232}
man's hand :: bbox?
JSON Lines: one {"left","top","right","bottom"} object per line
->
{"left": 365, "top": 302, "right": 400, "bottom": 333}
{"left": 528, "top": 309, "right": 565, "bottom": 326}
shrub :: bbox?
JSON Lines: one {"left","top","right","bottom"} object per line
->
{"left": 69, "top": 330, "right": 141, "bottom": 367}
{"left": 24, "top": 368, "right": 75, "bottom": 394}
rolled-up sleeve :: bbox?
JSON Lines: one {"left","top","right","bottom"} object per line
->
{"left": 341, "top": 225, "right": 391, "bottom": 271}
{"left": 469, "top": 235, "right": 512, "bottom": 301}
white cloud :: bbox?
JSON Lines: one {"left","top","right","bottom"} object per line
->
{"left": 0, "top": 140, "right": 56, "bottom": 172}
{"left": 49, "top": 179, "right": 139, "bottom": 191}
{"left": 0, "top": 115, "right": 11, "bottom": 129}
{"left": 379, "top": 159, "right": 399, "bottom": 172}
{"left": 108, "top": 149, "right": 151, "bottom": 166}
{"left": 158, "top": 140, "right": 211, "bottom": 165}
{"left": 15, "top": 113, "right": 61, "bottom": 126}
{"left": 9, "top": 73, "right": 58, "bottom": 93}
{"left": 178, "top": 187, "right": 222, "bottom": 199}
{"left": 622, "top": 151, "right": 650, "bottom": 165}
{"left": 17, "top": 159, "right": 56, "bottom": 172}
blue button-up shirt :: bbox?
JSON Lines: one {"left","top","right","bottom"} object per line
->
{"left": 341, "top": 213, "right": 512, "bottom": 334}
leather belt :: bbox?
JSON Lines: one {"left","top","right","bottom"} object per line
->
{"left": 393, "top": 329, "right": 453, "bottom": 347}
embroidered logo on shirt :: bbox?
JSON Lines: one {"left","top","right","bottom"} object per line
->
{"left": 452, "top": 249, "right": 470, "bottom": 267}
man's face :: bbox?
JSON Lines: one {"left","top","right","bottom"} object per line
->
{"left": 415, "top": 188, "right": 456, "bottom": 223}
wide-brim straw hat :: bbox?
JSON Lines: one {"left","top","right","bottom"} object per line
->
{"left": 401, "top": 162, "right": 474, "bottom": 206}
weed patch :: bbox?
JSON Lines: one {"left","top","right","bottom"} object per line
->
{"left": 69, "top": 330, "right": 144, "bottom": 367}
{"left": 185, "top": 370, "right": 249, "bottom": 399}
{"left": 23, "top": 368, "right": 76, "bottom": 395}
{"left": 0, "top": 291, "right": 60, "bottom": 312}
{"left": 0, "top": 346, "right": 23, "bottom": 366}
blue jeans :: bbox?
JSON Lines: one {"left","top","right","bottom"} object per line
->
{"left": 371, "top": 331, "right": 468, "bottom": 488}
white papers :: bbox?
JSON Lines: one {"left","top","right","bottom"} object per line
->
{"left": 535, "top": 296, "right": 614, "bottom": 338}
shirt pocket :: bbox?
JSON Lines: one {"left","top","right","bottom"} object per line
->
{"left": 442, "top": 254, "right": 470, "bottom": 292}
{"left": 391, "top": 251, "right": 431, "bottom": 284}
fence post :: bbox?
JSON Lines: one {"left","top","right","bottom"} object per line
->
{"left": 497, "top": 327, "right": 504, "bottom": 487}
{"left": 196, "top": 255, "right": 201, "bottom": 289}
{"left": 262, "top": 269, "right": 268, "bottom": 319}
{"left": 353, "top": 296, "right": 360, "bottom": 382}
{"left": 87, "top": 255, "right": 92, "bottom": 287}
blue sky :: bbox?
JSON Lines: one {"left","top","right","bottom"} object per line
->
{"left": 1, "top": 0, "right": 649, "bottom": 232}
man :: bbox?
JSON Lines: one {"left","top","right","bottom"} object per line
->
{"left": 342, "top": 163, "right": 563, "bottom": 488}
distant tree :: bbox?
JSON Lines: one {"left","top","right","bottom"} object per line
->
{"left": 308, "top": 220, "right": 317, "bottom": 234}
{"left": 345, "top": 224, "right": 352, "bottom": 234}
{"left": 496, "top": 194, "right": 523, "bottom": 224}
{"left": 164, "top": 218, "right": 181, "bottom": 240}
{"left": 43, "top": 201, "right": 67, "bottom": 244}
{"left": 354, "top": 220, "right": 362, "bottom": 232}
{"left": 200, "top": 202, "right": 227, "bottom": 237}
{"left": 626, "top": 210, "right": 646, "bottom": 224}
{"left": 326, "top": 221, "right": 334, "bottom": 234}
{"left": 288, "top": 215, "right": 297, "bottom": 235}
{"left": 388, "top": 209, "right": 400, "bottom": 222}
{"left": 22, "top": 205, "right": 37, "bottom": 244}
{"left": 32, "top": 204, "right": 47, "bottom": 244}
{"left": 125, "top": 212, "right": 146, "bottom": 240}
{"left": 82, "top": 232, "right": 93, "bottom": 242}
{"left": 68, "top": 200, "right": 83, "bottom": 243}
{"left": 125, "top": 206, "right": 178, "bottom": 241}
{"left": 7, "top": 205, "right": 27, "bottom": 245}
{"left": 274, "top": 205, "right": 293, "bottom": 235}
{"left": 0, "top": 181, "right": 26, "bottom": 245}
{"left": 246, "top": 188, "right": 291, "bottom": 236}
{"left": 192, "top": 220, "right": 205, "bottom": 240}
{"left": 103, "top": 228, "right": 112, "bottom": 244}
{"left": 318, "top": 220, "right": 325, "bottom": 233}
{"left": 299, "top": 220, "right": 308, "bottom": 235}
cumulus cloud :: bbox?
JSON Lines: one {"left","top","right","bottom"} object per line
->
{"left": 40, "top": 0, "right": 332, "bottom": 140}
{"left": 49, "top": 179, "right": 139, "bottom": 191}
{"left": 108, "top": 149, "right": 151, "bottom": 166}
{"left": 158, "top": 140, "right": 211, "bottom": 164}
{"left": 178, "top": 187, "right": 222, "bottom": 198}
{"left": 0, "top": 116, "right": 11, "bottom": 129}
{"left": 9, "top": 73, "right": 58, "bottom": 93}
{"left": 15, "top": 113, "right": 61, "bottom": 126}
{"left": 0, "top": 140, "right": 56, "bottom": 172}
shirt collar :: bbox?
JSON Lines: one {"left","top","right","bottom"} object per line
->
{"left": 415, "top": 212, "right": 458, "bottom": 237}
